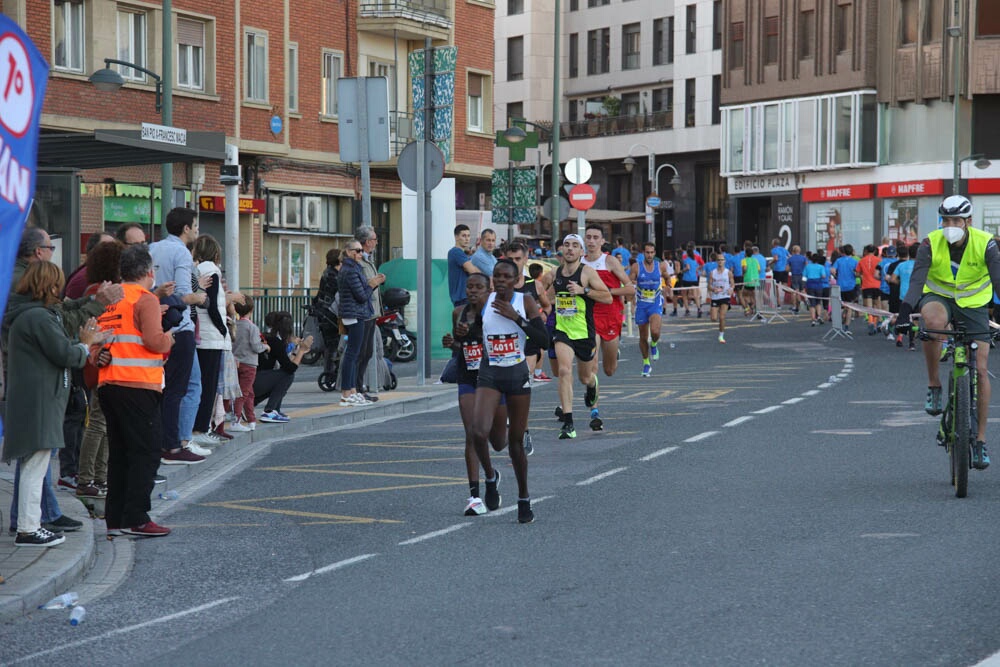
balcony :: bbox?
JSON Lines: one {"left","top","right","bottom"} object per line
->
{"left": 560, "top": 112, "right": 673, "bottom": 140}
{"left": 358, "top": 0, "right": 452, "bottom": 41}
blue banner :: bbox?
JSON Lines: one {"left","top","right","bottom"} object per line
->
{"left": 0, "top": 18, "right": 49, "bottom": 439}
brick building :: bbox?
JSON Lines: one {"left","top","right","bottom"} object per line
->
{"left": 6, "top": 0, "right": 495, "bottom": 289}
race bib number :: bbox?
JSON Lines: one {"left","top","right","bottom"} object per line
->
{"left": 461, "top": 341, "right": 483, "bottom": 371}
{"left": 486, "top": 333, "right": 523, "bottom": 366}
{"left": 638, "top": 288, "right": 659, "bottom": 303}
{"left": 556, "top": 294, "right": 578, "bottom": 317}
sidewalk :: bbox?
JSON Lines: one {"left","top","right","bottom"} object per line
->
{"left": 0, "top": 359, "right": 453, "bottom": 622}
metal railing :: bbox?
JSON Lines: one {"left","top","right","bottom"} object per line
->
{"left": 561, "top": 112, "right": 673, "bottom": 140}
{"left": 358, "top": 0, "right": 451, "bottom": 27}
{"left": 241, "top": 287, "right": 316, "bottom": 336}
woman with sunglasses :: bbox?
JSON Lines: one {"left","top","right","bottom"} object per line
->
{"left": 337, "top": 244, "right": 383, "bottom": 406}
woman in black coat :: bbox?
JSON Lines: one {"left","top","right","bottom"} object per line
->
{"left": 337, "top": 243, "right": 379, "bottom": 406}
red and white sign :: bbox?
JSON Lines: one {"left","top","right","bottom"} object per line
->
{"left": 969, "top": 179, "right": 1000, "bottom": 195}
{"left": 801, "top": 184, "right": 873, "bottom": 202}
{"left": 875, "top": 179, "right": 944, "bottom": 198}
{"left": 569, "top": 183, "right": 597, "bottom": 211}
{"left": 199, "top": 196, "right": 266, "bottom": 214}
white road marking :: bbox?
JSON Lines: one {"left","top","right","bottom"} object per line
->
{"left": 811, "top": 429, "right": 873, "bottom": 436}
{"left": 752, "top": 406, "right": 783, "bottom": 414}
{"left": 641, "top": 446, "right": 679, "bottom": 461}
{"left": 577, "top": 467, "right": 629, "bottom": 486}
{"left": 802, "top": 390, "right": 821, "bottom": 396}
{"left": 398, "top": 524, "right": 469, "bottom": 545}
{"left": 860, "top": 533, "right": 920, "bottom": 539}
{"left": 488, "top": 495, "right": 554, "bottom": 517}
{"left": 722, "top": 416, "right": 754, "bottom": 427}
{"left": 844, "top": 357, "right": 854, "bottom": 363}
{"left": 9, "top": 597, "right": 241, "bottom": 664}
{"left": 684, "top": 431, "right": 718, "bottom": 442}
{"left": 837, "top": 373, "right": 850, "bottom": 378}
{"left": 284, "top": 553, "right": 378, "bottom": 581}
{"left": 817, "top": 383, "right": 833, "bottom": 389}
{"left": 781, "top": 397, "right": 804, "bottom": 405}
{"left": 971, "top": 651, "right": 1000, "bottom": 666}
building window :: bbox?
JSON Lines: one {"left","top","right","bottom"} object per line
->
{"left": 622, "top": 23, "right": 641, "bottom": 70}
{"left": 288, "top": 43, "right": 299, "bottom": 112}
{"left": 177, "top": 18, "right": 205, "bottom": 91}
{"left": 53, "top": 0, "right": 84, "bottom": 72}
{"left": 507, "top": 0, "right": 523, "bottom": 15}
{"left": 245, "top": 30, "right": 268, "bottom": 102}
{"left": 729, "top": 22, "right": 744, "bottom": 69}
{"left": 622, "top": 92, "right": 640, "bottom": 115}
{"left": 763, "top": 104, "right": 779, "bottom": 169}
{"left": 652, "top": 86, "right": 673, "bottom": 113}
{"left": 507, "top": 36, "right": 524, "bottom": 81}
{"left": 712, "top": 74, "right": 720, "bottom": 125}
{"left": 507, "top": 101, "right": 523, "bottom": 126}
{"left": 322, "top": 51, "right": 342, "bottom": 117}
{"left": 685, "top": 78, "right": 696, "bottom": 127}
{"left": 653, "top": 18, "right": 674, "bottom": 66}
{"left": 468, "top": 73, "right": 484, "bottom": 132}
{"left": 587, "top": 0, "right": 609, "bottom": 6}
{"left": 686, "top": 5, "right": 697, "bottom": 54}
{"left": 116, "top": 9, "right": 146, "bottom": 81}
{"left": 713, "top": 1, "right": 722, "bottom": 50}
{"left": 587, "top": 28, "right": 610, "bottom": 75}
{"left": 569, "top": 33, "right": 579, "bottom": 78}
{"left": 698, "top": 165, "right": 728, "bottom": 242}
{"left": 799, "top": 10, "right": 815, "bottom": 59}
{"left": 901, "top": 0, "right": 918, "bottom": 45}
{"left": 764, "top": 16, "right": 779, "bottom": 65}
{"left": 925, "top": 0, "right": 944, "bottom": 42}
{"left": 979, "top": 0, "right": 1000, "bottom": 36}
{"left": 570, "top": 0, "right": 578, "bottom": 10}
{"left": 369, "top": 60, "right": 395, "bottom": 112}
{"left": 835, "top": 3, "right": 852, "bottom": 54}
{"left": 726, "top": 108, "right": 745, "bottom": 172}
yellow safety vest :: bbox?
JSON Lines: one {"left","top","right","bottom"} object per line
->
{"left": 923, "top": 227, "right": 993, "bottom": 308}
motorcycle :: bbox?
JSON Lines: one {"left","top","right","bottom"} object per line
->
{"left": 379, "top": 308, "right": 415, "bottom": 363}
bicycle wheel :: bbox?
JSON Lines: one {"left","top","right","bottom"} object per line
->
{"left": 953, "top": 371, "right": 972, "bottom": 498}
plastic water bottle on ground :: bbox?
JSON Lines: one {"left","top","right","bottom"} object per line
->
{"left": 69, "top": 606, "right": 86, "bottom": 626}
{"left": 40, "top": 592, "right": 79, "bottom": 609}
{"left": 159, "top": 490, "right": 180, "bottom": 500}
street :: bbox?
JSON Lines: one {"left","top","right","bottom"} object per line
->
{"left": 4, "top": 313, "right": 1000, "bottom": 666}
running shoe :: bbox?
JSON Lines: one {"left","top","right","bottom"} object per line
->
{"left": 533, "top": 371, "right": 552, "bottom": 382}
{"left": 811, "top": 319, "right": 818, "bottom": 327}
{"left": 554, "top": 405, "right": 563, "bottom": 420}
{"left": 896, "top": 334, "right": 904, "bottom": 347}
{"left": 524, "top": 430, "right": 534, "bottom": 456}
{"left": 259, "top": 411, "right": 289, "bottom": 423}
{"left": 121, "top": 521, "right": 171, "bottom": 537}
{"left": 517, "top": 499, "right": 534, "bottom": 524}
{"left": 464, "top": 496, "right": 487, "bottom": 516}
{"left": 14, "top": 528, "right": 64, "bottom": 547}
{"left": 559, "top": 422, "right": 577, "bottom": 439}
{"left": 670, "top": 310, "right": 678, "bottom": 317}
{"left": 908, "top": 344, "right": 916, "bottom": 351}
{"left": 973, "top": 441, "right": 991, "bottom": 470}
{"left": 697, "top": 309, "right": 703, "bottom": 318}
{"left": 484, "top": 470, "right": 501, "bottom": 511}
{"left": 925, "top": 386, "right": 944, "bottom": 416}
{"left": 584, "top": 377, "right": 599, "bottom": 408}
{"left": 185, "top": 442, "right": 212, "bottom": 457}
{"left": 43, "top": 515, "right": 82, "bottom": 532}
{"left": 650, "top": 343, "right": 659, "bottom": 360}
{"left": 718, "top": 333, "right": 725, "bottom": 344}
{"left": 589, "top": 408, "right": 603, "bottom": 431}
{"left": 641, "top": 364, "right": 652, "bottom": 377}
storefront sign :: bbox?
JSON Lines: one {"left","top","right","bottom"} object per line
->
{"left": 773, "top": 195, "right": 799, "bottom": 246}
{"left": 969, "top": 179, "right": 1000, "bottom": 195}
{"left": 876, "top": 180, "right": 944, "bottom": 198}
{"left": 729, "top": 175, "right": 796, "bottom": 194}
{"left": 141, "top": 122, "right": 187, "bottom": 146}
{"left": 199, "top": 195, "right": 266, "bottom": 214}
{"left": 801, "top": 184, "right": 873, "bottom": 202}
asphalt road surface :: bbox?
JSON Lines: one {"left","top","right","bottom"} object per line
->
{"left": 5, "top": 313, "right": 1000, "bottom": 666}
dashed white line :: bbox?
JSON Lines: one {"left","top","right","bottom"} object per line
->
{"left": 802, "top": 390, "right": 821, "bottom": 396}
{"left": 782, "top": 397, "right": 804, "bottom": 405}
{"left": 837, "top": 373, "right": 850, "bottom": 378}
{"left": 488, "top": 495, "right": 554, "bottom": 517}
{"left": 640, "top": 446, "right": 679, "bottom": 461}
{"left": 817, "top": 383, "right": 833, "bottom": 389}
{"left": 284, "top": 554, "right": 378, "bottom": 582}
{"left": 577, "top": 467, "right": 629, "bottom": 486}
{"left": 722, "top": 416, "right": 754, "bottom": 427}
{"left": 684, "top": 431, "right": 718, "bottom": 442}
{"left": 399, "top": 524, "right": 469, "bottom": 546}
{"left": 752, "top": 406, "right": 783, "bottom": 414}
{"left": 9, "top": 597, "right": 241, "bottom": 664}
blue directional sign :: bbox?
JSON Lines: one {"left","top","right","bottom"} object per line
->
{"left": 270, "top": 115, "right": 283, "bottom": 135}
{"left": 646, "top": 195, "right": 661, "bottom": 208}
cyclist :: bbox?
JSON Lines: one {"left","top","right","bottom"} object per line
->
{"left": 897, "top": 195, "right": 1000, "bottom": 470}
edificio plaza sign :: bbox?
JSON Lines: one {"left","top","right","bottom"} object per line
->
{"left": 729, "top": 175, "right": 795, "bottom": 194}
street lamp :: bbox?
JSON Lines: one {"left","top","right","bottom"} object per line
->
{"left": 949, "top": 0, "right": 963, "bottom": 195}
{"left": 624, "top": 143, "right": 678, "bottom": 244}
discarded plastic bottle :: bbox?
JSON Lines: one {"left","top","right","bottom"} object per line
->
{"left": 40, "top": 592, "right": 79, "bottom": 609}
{"left": 69, "top": 606, "right": 86, "bottom": 626}
{"left": 159, "top": 490, "right": 180, "bottom": 500}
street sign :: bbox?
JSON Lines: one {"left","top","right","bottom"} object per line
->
{"left": 337, "top": 77, "right": 391, "bottom": 162}
{"left": 646, "top": 194, "right": 661, "bottom": 208}
{"left": 542, "top": 196, "right": 570, "bottom": 221}
{"left": 270, "top": 115, "right": 283, "bottom": 135}
{"left": 569, "top": 183, "right": 597, "bottom": 211}
{"left": 397, "top": 140, "right": 445, "bottom": 192}
{"left": 564, "top": 157, "right": 592, "bottom": 185}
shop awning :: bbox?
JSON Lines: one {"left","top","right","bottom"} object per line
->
{"left": 38, "top": 129, "right": 227, "bottom": 170}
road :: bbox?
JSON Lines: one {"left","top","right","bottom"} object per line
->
{"left": 4, "top": 314, "right": 1000, "bottom": 666}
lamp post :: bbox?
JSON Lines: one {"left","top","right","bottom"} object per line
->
{"left": 623, "top": 143, "right": 678, "bottom": 245}
{"left": 89, "top": 57, "right": 173, "bottom": 229}
{"left": 948, "top": 0, "right": 962, "bottom": 195}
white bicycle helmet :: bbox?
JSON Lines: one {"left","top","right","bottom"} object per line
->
{"left": 939, "top": 194, "right": 973, "bottom": 219}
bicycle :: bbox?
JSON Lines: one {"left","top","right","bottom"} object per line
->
{"left": 917, "top": 324, "right": 998, "bottom": 498}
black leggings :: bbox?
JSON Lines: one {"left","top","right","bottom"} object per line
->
{"left": 194, "top": 348, "right": 223, "bottom": 432}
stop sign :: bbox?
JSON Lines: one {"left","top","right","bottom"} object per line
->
{"left": 569, "top": 183, "right": 597, "bottom": 211}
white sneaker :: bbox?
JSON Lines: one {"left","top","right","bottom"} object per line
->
{"left": 339, "top": 396, "right": 355, "bottom": 407}
{"left": 228, "top": 422, "right": 251, "bottom": 432}
{"left": 247, "top": 422, "right": 256, "bottom": 431}
{"left": 185, "top": 442, "right": 212, "bottom": 457}
{"left": 347, "top": 393, "right": 370, "bottom": 405}
{"left": 191, "top": 432, "right": 216, "bottom": 446}
{"left": 464, "top": 497, "right": 487, "bottom": 516}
